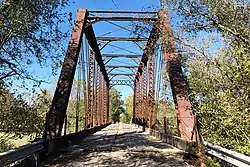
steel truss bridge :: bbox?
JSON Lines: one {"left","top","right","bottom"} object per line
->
{"left": 43, "top": 9, "right": 196, "bottom": 141}
{"left": 1, "top": 9, "right": 249, "bottom": 167}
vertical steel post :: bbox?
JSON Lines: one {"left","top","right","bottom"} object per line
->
{"left": 132, "top": 80, "right": 137, "bottom": 123}
{"left": 75, "top": 64, "right": 81, "bottom": 133}
{"left": 138, "top": 76, "right": 142, "bottom": 123}
{"left": 92, "top": 62, "right": 97, "bottom": 127}
{"left": 106, "top": 85, "right": 110, "bottom": 123}
{"left": 102, "top": 84, "right": 107, "bottom": 123}
{"left": 64, "top": 115, "right": 67, "bottom": 135}
{"left": 86, "top": 50, "right": 95, "bottom": 128}
{"left": 147, "top": 48, "right": 156, "bottom": 128}
{"left": 159, "top": 10, "right": 196, "bottom": 141}
{"left": 98, "top": 74, "right": 103, "bottom": 125}
{"left": 94, "top": 67, "right": 101, "bottom": 126}
{"left": 163, "top": 116, "right": 167, "bottom": 133}
{"left": 135, "top": 78, "right": 140, "bottom": 123}
{"left": 75, "top": 115, "right": 79, "bottom": 133}
{"left": 142, "top": 66, "right": 148, "bottom": 125}
{"left": 101, "top": 76, "right": 105, "bottom": 124}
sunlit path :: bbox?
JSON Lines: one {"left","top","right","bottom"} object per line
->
{"left": 42, "top": 123, "right": 194, "bottom": 167}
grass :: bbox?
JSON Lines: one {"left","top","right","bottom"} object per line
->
{"left": 0, "top": 132, "right": 36, "bottom": 149}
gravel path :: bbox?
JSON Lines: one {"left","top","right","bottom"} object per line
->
{"left": 43, "top": 123, "right": 194, "bottom": 167}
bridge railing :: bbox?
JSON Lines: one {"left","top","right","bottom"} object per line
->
{"left": 0, "top": 123, "right": 111, "bottom": 167}
{"left": 134, "top": 124, "right": 250, "bottom": 167}
{"left": 0, "top": 140, "right": 43, "bottom": 167}
{"left": 204, "top": 141, "right": 250, "bottom": 167}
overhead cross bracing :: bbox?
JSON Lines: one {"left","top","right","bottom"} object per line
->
{"left": 106, "top": 65, "right": 138, "bottom": 68}
{"left": 109, "top": 73, "right": 135, "bottom": 76}
{"left": 96, "top": 37, "right": 148, "bottom": 41}
{"left": 88, "top": 10, "right": 158, "bottom": 23}
{"left": 102, "top": 54, "right": 141, "bottom": 58}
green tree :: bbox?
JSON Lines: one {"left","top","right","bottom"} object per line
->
{"left": 124, "top": 95, "right": 133, "bottom": 121}
{"left": 0, "top": 0, "right": 69, "bottom": 84}
{"left": 186, "top": 48, "right": 250, "bottom": 154}
{"left": 109, "top": 88, "right": 124, "bottom": 122}
{"left": 166, "top": 0, "right": 250, "bottom": 48}
{"left": 0, "top": 86, "right": 44, "bottom": 137}
{"left": 34, "top": 89, "right": 52, "bottom": 118}
{"left": 120, "top": 108, "right": 131, "bottom": 124}
{"left": 0, "top": 85, "right": 45, "bottom": 151}
{"left": 162, "top": 0, "right": 250, "bottom": 154}
{"left": 65, "top": 80, "right": 85, "bottom": 133}
{"left": 0, "top": 138, "right": 13, "bottom": 152}
{"left": 157, "top": 101, "right": 178, "bottom": 135}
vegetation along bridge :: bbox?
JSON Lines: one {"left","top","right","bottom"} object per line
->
{"left": 0, "top": 8, "right": 250, "bottom": 167}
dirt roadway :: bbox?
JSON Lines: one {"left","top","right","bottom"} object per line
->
{"left": 42, "top": 123, "right": 195, "bottom": 167}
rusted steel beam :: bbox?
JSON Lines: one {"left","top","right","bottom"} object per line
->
{"left": 88, "top": 16, "right": 157, "bottom": 22}
{"left": 86, "top": 50, "right": 96, "bottom": 128}
{"left": 89, "top": 11, "right": 157, "bottom": 14}
{"left": 159, "top": 11, "right": 196, "bottom": 141}
{"left": 43, "top": 9, "right": 87, "bottom": 140}
{"left": 103, "top": 85, "right": 107, "bottom": 123}
{"left": 97, "top": 37, "right": 148, "bottom": 41}
{"left": 135, "top": 79, "right": 140, "bottom": 121}
{"left": 84, "top": 20, "right": 109, "bottom": 85}
{"left": 102, "top": 54, "right": 142, "bottom": 58}
{"left": 142, "top": 66, "right": 148, "bottom": 125}
{"left": 102, "top": 79, "right": 106, "bottom": 124}
{"left": 106, "top": 65, "right": 138, "bottom": 68}
{"left": 133, "top": 22, "right": 159, "bottom": 128}
{"left": 99, "top": 75, "right": 104, "bottom": 125}
{"left": 64, "top": 115, "right": 67, "bottom": 136}
{"left": 92, "top": 66, "right": 97, "bottom": 127}
{"left": 106, "top": 85, "right": 110, "bottom": 123}
{"left": 147, "top": 46, "right": 156, "bottom": 128}
{"left": 109, "top": 73, "right": 136, "bottom": 76}
{"left": 135, "top": 25, "right": 159, "bottom": 80}
{"left": 138, "top": 76, "right": 143, "bottom": 122}
{"left": 110, "top": 79, "right": 133, "bottom": 86}
{"left": 95, "top": 66, "right": 101, "bottom": 126}
{"left": 132, "top": 81, "right": 136, "bottom": 123}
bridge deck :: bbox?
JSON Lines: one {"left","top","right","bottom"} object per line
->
{"left": 43, "top": 123, "right": 194, "bottom": 167}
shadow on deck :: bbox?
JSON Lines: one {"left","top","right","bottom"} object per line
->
{"left": 42, "top": 124, "right": 196, "bottom": 167}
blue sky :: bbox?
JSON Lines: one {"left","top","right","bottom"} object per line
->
{"left": 29, "top": 0, "right": 161, "bottom": 100}
{"left": 21, "top": 0, "right": 223, "bottom": 101}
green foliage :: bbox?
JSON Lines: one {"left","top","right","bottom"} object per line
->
{"left": 186, "top": 46, "right": 250, "bottom": 154}
{"left": 0, "top": 86, "right": 44, "bottom": 138}
{"left": 65, "top": 80, "right": 85, "bottom": 133}
{"left": 0, "top": 85, "right": 47, "bottom": 152}
{"left": 0, "top": 80, "right": 87, "bottom": 151}
{"left": 167, "top": 0, "right": 250, "bottom": 47}
{"left": 206, "top": 158, "right": 221, "bottom": 167}
{"left": 236, "top": 143, "right": 250, "bottom": 155}
{"left": 120, "top": 111, "right": 131, "bottom": 124}
{"left": 0, "top": 138, "right": 13, "bottom": 152}
{"left": 164, "top": 0, "right": 250, "bottom": 155}
{"left": 191, "top": 43, "right": 249, "bottom": 153}
{"left": 111, "top": 106, "right": 124, "bottom": 123}
{"left": 157, "top": 101, "right": 178, "bottom": 135}
{"left": 109, "top": 88, "right": 125, "bottom": 123}
{"left": 66, "top": 98, "right": 85, "bottom": 133}
{"left": 0, "top": 0, "right": 69, "bottom": 84}
{"left": 34, "top": 89, "right": 52, "bottom": 118}
{"left": 124, "top": 95, "right": 133, "bottom": 123}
